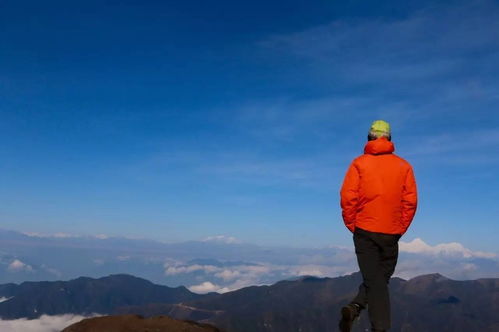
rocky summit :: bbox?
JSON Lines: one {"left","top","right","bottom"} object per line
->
{"left": 62, "top": 314, "right": 222, "bottom": 332}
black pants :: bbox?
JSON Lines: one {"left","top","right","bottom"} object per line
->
{"left": 351, "top": 227, "right": 400, "bottom": 330}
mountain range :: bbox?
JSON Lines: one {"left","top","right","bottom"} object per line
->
{"left": 1, "top": 272, "right": 497, "bottom": 331}
{"left": 0, "top": 274, "right": 202, "bottom": 319}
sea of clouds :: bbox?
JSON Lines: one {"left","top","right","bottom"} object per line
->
{"left": 0, "top": 229, "right": 497, "bottom": 294}
{"left": 0, "top": 228, "right": 497, "bottom": 331}
{"left": 0, "top": 314, "right": 94, "bottom": 332}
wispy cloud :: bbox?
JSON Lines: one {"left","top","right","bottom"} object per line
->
{"left": 202, "top": 235, "right": 241, "bottom": 244}
{"left": 405, "top": 129, "right": 499, "bottom": 157}
{"left": 261, "top": 0, "right": 499, "bottom": 88}
{"left": 7, "top": 259, "right": 33, "bottom": 273}
{"left": 149, "top": 0, "right": 499, "bottom": 194}
{"left": 202, "top": 157, "right": 340, "bottom": 188}
{"left": 255, "top": 0, "right": 499, "bottom": 146}
{"left": 230, "top": 97, "right": 373, "bottom": 142}
{"left": 125, "top": 1, "right": 499, "bottom": 194}
{"left": 133, "top": 146, "right": 344, "bottom": 190}
{"left": 164, "top": 264, "right": 219, "bottom": 276}
{"left": 22, "top": 232, "right": 110, "bottom": 240}
{"left": 22, "top": 232, "right": 78, "bottom": 239}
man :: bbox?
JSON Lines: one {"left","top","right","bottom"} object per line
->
{"left": 339, "top": 120, "right": 417, "bottom": 332}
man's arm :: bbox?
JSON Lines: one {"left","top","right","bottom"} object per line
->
{"left": 340, "top": 162, "right": 360, "bottom": 233}
{"left": 401, "top": 166, "right": 418, "bottom": 234}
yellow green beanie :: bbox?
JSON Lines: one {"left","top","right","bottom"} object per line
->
{"left": 369, "top": 120, "right": 391, "bottom": 138}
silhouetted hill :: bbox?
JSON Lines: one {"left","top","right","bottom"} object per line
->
{"left": 0, "top": 274, "right": 201, "bottom": 319}
{"left": 62, "top": 314, "right": 222, "bottom": 332}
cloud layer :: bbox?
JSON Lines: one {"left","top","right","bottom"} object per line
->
{"left": 400, "top": 238, "right": 496, "bottom": 259}
{"left": 163, "top": 237, "right": 497, "bottom": 293}
{"left": 0, "top": 229, "right": 497, "bottom": 294}
{"left": 0, "top": 315, "right": 92, "bottom": 332}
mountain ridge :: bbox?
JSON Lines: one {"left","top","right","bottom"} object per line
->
{"left": 0, "top": 273, "right": 202, "bottom": 319}
{"left": 0, "top": 272, "right": 497, "bottom": 331}
{"left": 62, "top": 314, "right": 223, "bottom": 332}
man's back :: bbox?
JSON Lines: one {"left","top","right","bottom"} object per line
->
{"left": 339, "top": 121, "right": 418, "bottom": 332}
{"left": 340, "top": 137, "right": 417, "bottom": 235}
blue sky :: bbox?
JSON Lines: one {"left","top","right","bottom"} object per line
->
{"left": 1, "top": 0, "right": 498, "bottom": 251}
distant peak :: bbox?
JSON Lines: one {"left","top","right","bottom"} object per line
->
{"left": 71, "top": 274, "right": 150, "bottom": 284}
{"left": 409, "top": 273, "right": 451, "bottom": 282}
{"left": 299, "top": 276, "right": 323, "bottom": 282}
{"left": 101, "top": 274, "right": 148, "bottom": 281}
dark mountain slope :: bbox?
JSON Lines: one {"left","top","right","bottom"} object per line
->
{"left": 0, "top": 283, "right": 17, "bottom": 298}
{"left": 388, "top": 273, "right": 499, "bottom": 332}
{"left": 62, "top": 314, "right": 222, "bottom": 332}
{"left": 0, "top": 274, "right": 202, "bottom": 319}
{"left": 120, "top": 272, "right": 498, "bottom": 332}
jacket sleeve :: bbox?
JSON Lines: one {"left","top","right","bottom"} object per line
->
{"left": 340, "top": 162, "right": 360, "bottom": 233}
{"left": 401, "top": 166, "right": 418, "bottom": 234}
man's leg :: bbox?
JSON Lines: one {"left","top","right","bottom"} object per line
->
{"left": 374, "top": 232, "right": 400, "bottom": 331}
{"left": 353, "top": 229, "right": 390, "bottom": 331}
{"left": 339, "top": 231, "right": 372, "bottom": 332}
{"left": 377, "top": 233, "right": 400, "bottom": 283}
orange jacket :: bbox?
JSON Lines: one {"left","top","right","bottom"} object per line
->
{"left": 340, "top": 138, "right": 417, "bottom": 235}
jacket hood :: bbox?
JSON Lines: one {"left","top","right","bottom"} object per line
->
{"left": 364, "top": 137, "right": 395, "bottom": 155}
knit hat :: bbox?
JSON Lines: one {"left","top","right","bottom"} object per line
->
{"left": 369, "top": 120, "right": 391, "bottom": 139}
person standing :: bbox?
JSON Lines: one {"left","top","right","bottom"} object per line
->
{"left": 339, "top": 120, "right": 418, "bottom": 332}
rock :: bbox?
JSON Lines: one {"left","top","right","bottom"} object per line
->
{"left": 62, "top": 314, "right": 222, "bottom": 332}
